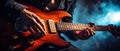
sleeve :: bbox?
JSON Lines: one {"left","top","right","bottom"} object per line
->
{"left": 62, "top": 0, "right": 77, "bottom": 41}
{"left": 0, "top": 0, "right": 28, "bottom": 21}
{"left": 66, "top": 0, "right": 76, "bottom": 16}
{"left": 62, "top": 17, "right": 78, "bottom": 41}
{"left": 4, "top": 0, "right": 27, "bottom": 12}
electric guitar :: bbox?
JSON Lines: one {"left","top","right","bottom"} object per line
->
{"left": 0, "top": 5, "right": 120, "bottom": 51}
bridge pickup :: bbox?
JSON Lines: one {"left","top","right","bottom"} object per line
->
{"left": 47, "top": 19, "right": 57, "bottom": 34}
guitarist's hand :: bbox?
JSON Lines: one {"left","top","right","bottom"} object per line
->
{"left": 75, "top": 28, "right": 95, "bottom": 39}
{"left": 15, "top": 8, "right": 45, "bottom": 37}
{"left": 75, "top": 22, "right": 95, "bottom": 39}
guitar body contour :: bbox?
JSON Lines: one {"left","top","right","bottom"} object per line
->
{"left": 22, "top": 5, "right": 71, "bottom": 51}
{"left": 1, "top": 4, "right": 120, "bottom": 51}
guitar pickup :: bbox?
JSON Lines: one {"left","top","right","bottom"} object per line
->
{"left": 47, "top": 19, "right": 57, "bottom": 34}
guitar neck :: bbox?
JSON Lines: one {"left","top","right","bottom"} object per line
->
{"left": 92, "top": 25, "right": 109, "bottom": 31}
{"left": 56, "top": 22, "right": 109, "bottom": 32}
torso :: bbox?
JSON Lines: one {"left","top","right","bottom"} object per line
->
{"left": 16, "top": 0, "right": 75, "bottom": 12}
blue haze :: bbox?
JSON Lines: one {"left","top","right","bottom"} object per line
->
{"left": 62, "top": 0, "right": 120, "bottom": 51}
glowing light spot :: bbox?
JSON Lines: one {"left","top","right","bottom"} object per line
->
{"left": 110, "top": 12, "right": 120, "bottom": 22}
{"left": 105, "top": 12, "right": 120, "bottom": 24}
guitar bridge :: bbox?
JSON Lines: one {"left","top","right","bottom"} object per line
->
{"left": 47, "top": 19, "right": 57, "bottom": 33}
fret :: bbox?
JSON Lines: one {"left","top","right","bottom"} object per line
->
{"left": 81, "top": 24, "right": 85, "bottom": 29}
{"left": 75, "top": 24, "right": 78, "bottom": 30}
{"left": 71, "top": 23, "right": 74, "bottom": 30}
{"left": 77, "top": 24, "right": 89, "bottom": 30}
{"left": 56, "top": 22, "right": 109, "bottom": 32}
{"left": 56, "top": 22, "right": 90, "bottom": 32}
{"left": 78, "top": 24, "right": 81, "bottom": 30}
{"left": 81, "top": 24, "right": 84, "bottom": 29}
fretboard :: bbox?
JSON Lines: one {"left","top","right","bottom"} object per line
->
{"left": 56, "top": 22, "right": 109, "bottom": 32}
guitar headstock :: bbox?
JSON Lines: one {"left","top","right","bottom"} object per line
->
{"left": 108, "top": 24, "right": 120, "bottom": 37}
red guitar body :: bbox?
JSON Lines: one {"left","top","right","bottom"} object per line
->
{"left": 18, "top": 5, "right": 71, "bottom": 51}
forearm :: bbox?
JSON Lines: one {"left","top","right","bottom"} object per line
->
{"left": 4, "top": 0, "right": 27, "bottom": 12}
